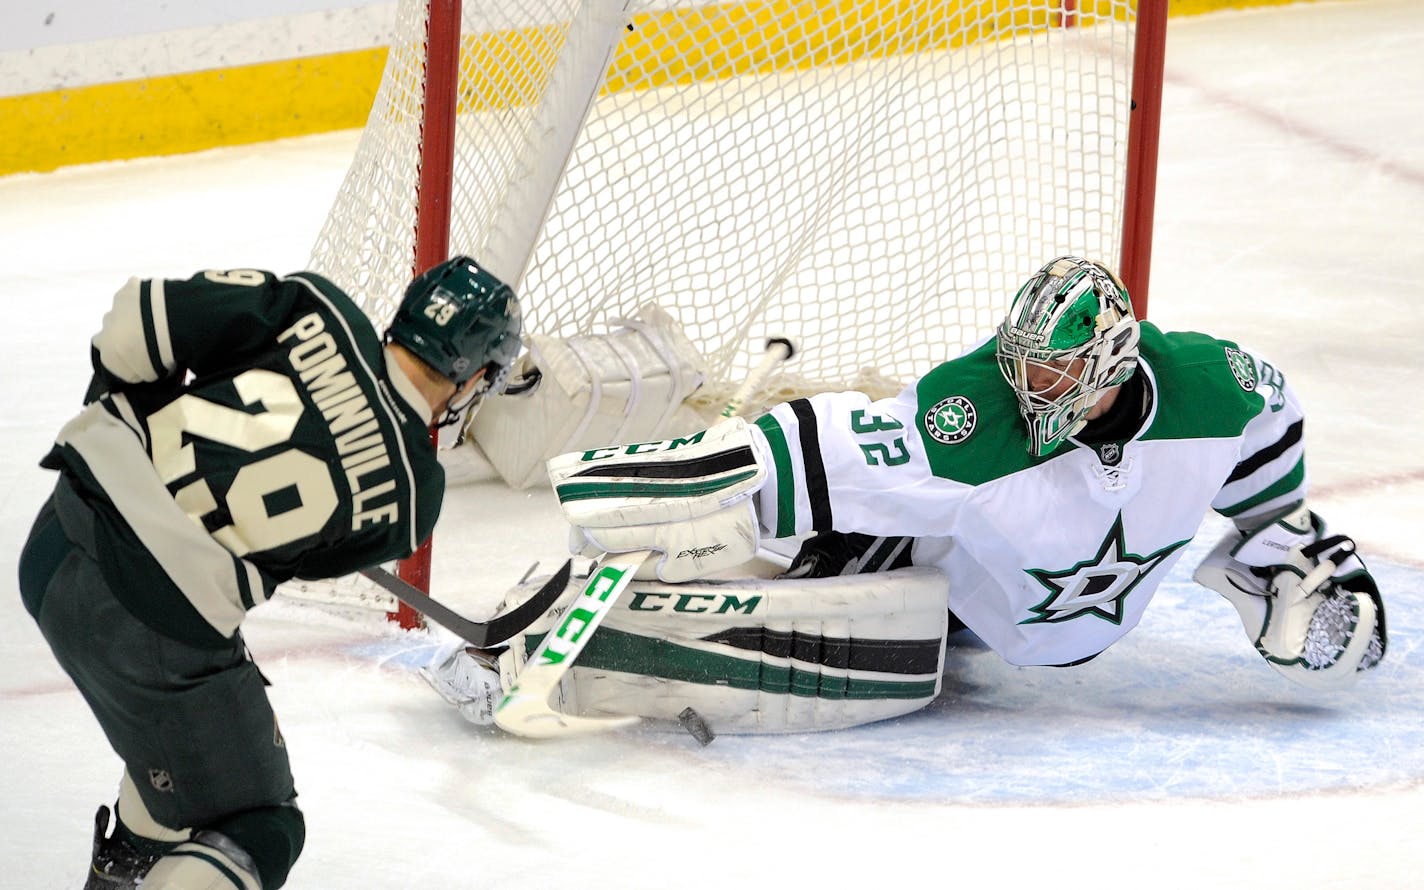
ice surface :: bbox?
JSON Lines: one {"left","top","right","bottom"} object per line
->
{"left": 2, "top": 2, "right": 1422, "bottom": 887}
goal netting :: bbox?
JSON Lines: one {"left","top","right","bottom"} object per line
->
{"left": 297, "top": 0, "right": 1164, "bottom": 616}
{"left": 310, "top": 0, "right": 1161, "bottom": 408}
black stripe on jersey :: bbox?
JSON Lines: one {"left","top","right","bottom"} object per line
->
{"left": 790, "top": 399, "right": 832, "bottom": 532}
{"left": 703, "top": 627, "right": 941, "bottom": 676}
{"left": 568, "top": 446, "right": 755, "bottom": 479}
{"left": 139, "top": 280, "right": 164, "bottom": 376}
{"left": 1227, "top": 419, "right": 1303, "bottom": 483}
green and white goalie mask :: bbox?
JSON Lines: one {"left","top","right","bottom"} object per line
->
{"left": 996, "top": 256, "right": 1140, "bottom": 456}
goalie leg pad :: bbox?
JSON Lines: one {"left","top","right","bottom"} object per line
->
{"left": 1194, "top": 501, "right": 1386, "bottom": 691}
{"left": 503, "top": 566, "right": 950, "bottom": 733}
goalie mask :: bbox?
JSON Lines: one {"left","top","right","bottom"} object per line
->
{"left": 996, "top": 256, "right": 1140, "bottom": 457}
{"left": 386, "top": 255, "right": 522, "bottom": 427}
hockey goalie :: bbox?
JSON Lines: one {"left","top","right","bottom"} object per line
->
{"left": 425, "top": 256, "right": 1387, "bottom": 736}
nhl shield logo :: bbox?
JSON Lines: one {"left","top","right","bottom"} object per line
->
{"left": 925, "top": 395, "right": 977, "bottom": 445}
{"left": 1096, "top": 442, "right": 1123, "bottom": 466}
{"left": 148, "top": 769, "right": 175, "bottom": 793}
{"left": 1224, "top": 347, "right": 1258, "bottom": 392}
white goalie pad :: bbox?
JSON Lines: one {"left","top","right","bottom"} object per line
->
{"left": 500, "top": 565, "right": 950, "bottom": 734}
{"left": 1194, "top": 502, "right": 1386, "bottom": 691}
{"left": 467, "top": 303, "right": 711, "bottom": 488}
{"left": 548, "top": 416, "right": 768, "bottom": 581}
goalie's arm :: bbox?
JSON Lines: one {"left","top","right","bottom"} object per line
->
{"left": 1196, "top": 348, "right": 1386, "bottom": 689}
{"left": 1210, "top": 346, "right": 1309, "bottom": 526}
{"left": 547, "top": 386, "right": 961, "bottom": 581}
{"left": 747, "top": 388, "right": 962, "bottom": 541}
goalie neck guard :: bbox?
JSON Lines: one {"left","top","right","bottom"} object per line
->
{"left": 995, "top": 256, "right": 1140, "bottom": 457}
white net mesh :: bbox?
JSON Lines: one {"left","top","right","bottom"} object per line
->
{"left": 310, "top": 0, "right": 1143, "bottom": 404}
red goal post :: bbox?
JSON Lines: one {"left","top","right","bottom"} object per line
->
{"left": 307, "top": 0, "right": 1169, "bottom": 622}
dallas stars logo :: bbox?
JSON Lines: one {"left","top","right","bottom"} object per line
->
{"left": 924, "top": 395, "right": 977, "bottom": 445}
{"left": 1020, "top": 514, "right": 1188, "bottom": 625}
{"left": 1224, "top": 346, "right": 1258, "bottom": 392}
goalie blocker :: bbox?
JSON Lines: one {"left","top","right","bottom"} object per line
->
{"left": 434, "top": 565, "right": 950, "bottom": 734}
{"left": 546, "top": 416, "right": 767, "bottom": 583}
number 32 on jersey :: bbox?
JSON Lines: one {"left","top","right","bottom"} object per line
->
{"left": 851, "top": 409, "right": 910, "bottom": 467}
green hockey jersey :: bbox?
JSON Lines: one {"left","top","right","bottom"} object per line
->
{"left": 752, "top": 323, "right": 1305, "bottom": 667}
{"left": 44, "top": 269, "right": 444, "bottom": 646}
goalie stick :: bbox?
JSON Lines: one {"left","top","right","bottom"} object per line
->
{"left": 492, "top": 549, "right": 649, "bottom": 737}
{"left": 494, "top": 338, "right": 795, "bottom": 739}
{"left": 359, "top": 561, "right": 571, "bottom": 648}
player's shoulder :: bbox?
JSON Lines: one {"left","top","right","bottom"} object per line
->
{"left": 281, "top": 271, "right": 382, "bottom": 341}
{"left": 283, "top": 270, "right": 361, "bottom": 313}
{"left": 161, "top": 267, "right": 281, "bottom": 296}
{"left": 910, "top": 338, "right": 1050, "bottom": 484}
{"left": 1139, "top": 322, "right": 1267, "bottom": 440}
{"left": 156, "top": 267, "right": 357, "bottom": 323}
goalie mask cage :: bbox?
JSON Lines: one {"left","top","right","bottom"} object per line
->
{"left": 305, "top": 0, "right": 1167, "bottom": 616}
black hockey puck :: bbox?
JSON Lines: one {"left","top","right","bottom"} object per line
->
{"left": 677, "top": 707, "right": 715, "bottom": 747}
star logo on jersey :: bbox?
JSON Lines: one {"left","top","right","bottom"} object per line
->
{"left": 1224, "top": 347, "right": 1258, "bottom": 392}
{"left": 1020, "top": 513, "right": 1189, "bottom": 625}
{"left": 924, "top": 396, "right": 977, "bottom": 444}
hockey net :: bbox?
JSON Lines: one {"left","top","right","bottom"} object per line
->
{"left": 294, "top": 0, "right": 1165, "bottom": 616}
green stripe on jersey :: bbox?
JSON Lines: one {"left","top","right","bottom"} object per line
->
{"left": 1217, "top": 457, "right": 1306, "bottom": 517}
{"left": 754, "top": 414, "right": 798, "bottom": 537}
{"left": 139, "top": 279, "right": 165, "bottom": 375}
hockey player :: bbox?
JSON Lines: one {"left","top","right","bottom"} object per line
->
{"left": 17, "top": 256, "right": 521, "bottom": 888}
{"left": 428, "top": 255, "right": 1385, "bottom": 736}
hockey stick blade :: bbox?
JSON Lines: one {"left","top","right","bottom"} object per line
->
{"left": 357, "top": 560, "right": 571, "bottom": 648}
{"left": 493, "top": 550, "right": 648, "bottom": 738}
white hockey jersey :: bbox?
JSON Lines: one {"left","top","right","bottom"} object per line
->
{"left": 750, "top": 323, "right": 1306, "bottom": 667}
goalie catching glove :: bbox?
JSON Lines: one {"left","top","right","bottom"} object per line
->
{"left": 1194, "top": 501, "right": 1386, "bottom": 690}
{"left": 545, "top": 417, "right": 766, "bottom": 582}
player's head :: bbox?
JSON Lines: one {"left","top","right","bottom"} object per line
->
{"left": 995, "top": 256, "right": 1139, "bottom": 456}
{"left": 386, "top": 255, "right": 522, "bottom": 426}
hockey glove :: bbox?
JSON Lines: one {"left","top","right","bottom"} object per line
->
{"left": 1194, "top": 501, "right": 1386, "bottom": 690}
{"left": 546, "top": 417, "right": 766, "bottom": 582}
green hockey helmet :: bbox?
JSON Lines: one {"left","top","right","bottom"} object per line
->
{"left": 386, "top": 255, "right": 522, "bottom": 424}
{"left": 995, "top": 256, "right": 1140, "bottom": 457}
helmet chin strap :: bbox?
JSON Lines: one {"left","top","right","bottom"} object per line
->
{"left": 439, "top": 359, "right": 515, "bottom": 431}
{"left": 437, "top": 377, "right": 489, "bottom": 429}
